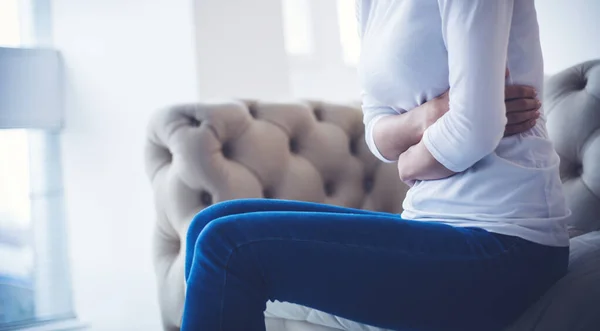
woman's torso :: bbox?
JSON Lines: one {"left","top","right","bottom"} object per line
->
{"left": 358, "top": 0, "right": 570, "bottom": 246}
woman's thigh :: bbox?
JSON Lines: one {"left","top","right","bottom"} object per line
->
{"left": 185, "top": 199, "right": 397, "bottom": 279}
{"left": 183, "top": 209, "right": 568, "bottom": 331}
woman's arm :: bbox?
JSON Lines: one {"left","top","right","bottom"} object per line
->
{"left": 362, "top": 91, "right": 427, "bottom": 163}
{"left": 398, "top": 0, "right": 515, "bottom": 181}
{"left": 365, "top": 92, "right": 449, "bottom": 162}
{"left": 368, "top": 84, "right": 539, "bottom": 163}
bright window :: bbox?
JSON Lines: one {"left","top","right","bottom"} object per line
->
{"left": 0, "top": 0, "right": 22, "bottom": 47}
{"left": 0, "top": 130, "right": 35, "bottom": 325}
{"left": 281, "top": 0, "right": 315, "bottom": 56}
{"left": 0, "top": 0, "right": 74, "bottom": 328}
{"left": 0, "top": 131, "right": 31, "bottom": 228}
{"left": 281, "top": 0, "right": 361, "bottom": 65}
{"left": 336, "top": 0, "right": 361, "bottom": 66}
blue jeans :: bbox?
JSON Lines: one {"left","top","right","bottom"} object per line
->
{"left": 182, "top": 199, "right": 568, "bottom": 331}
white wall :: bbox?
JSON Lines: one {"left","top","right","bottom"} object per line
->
{"left": 290, "top": 0, "right": 600, "bottom": 101}
{"left": 195, "top": 0, "right": 291, "bottom": 99}
{"left": 192, "top": 0, "right": 361, "bottom": 102}
{"left": 52, "top": 0, "right": 198, "bottom": 330}
{"left": 288, "top": 0, "right": 360, "bottom": 101}
{"left": 536, "top": 0, "right": 600, "bottom": 74}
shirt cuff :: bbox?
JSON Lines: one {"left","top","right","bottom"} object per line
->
{"left": 422, "top": 123, "right": 463, "bottom": 173}
{"left": 365, "top": 114, "right": 396, "bottom": 163}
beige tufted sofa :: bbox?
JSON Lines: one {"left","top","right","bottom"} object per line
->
{"left": 145, "top": 60, "right": 600, "bottom": 331}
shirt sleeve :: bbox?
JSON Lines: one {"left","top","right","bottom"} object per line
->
{"left": 361, "top": 91, "right": 397, "bottom": 163}
{"left": 422, "top": 0, "right": 514, "bottom": 172}
{"left": 357, "top": 0, "right": 395, "bottom": 163}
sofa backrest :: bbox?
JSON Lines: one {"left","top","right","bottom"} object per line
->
{"left": 544, "top": 60, "right": 600, "bottom": 237}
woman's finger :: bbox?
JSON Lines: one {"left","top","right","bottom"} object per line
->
{"left": 505, "top": 85, "right": 537, "bottom": 100}
{"left": 506, "top": 109, "right": 540, "bottom": 125}
{"left": 506, "top": 97, "right": 540, "bottom": 113}
{"left": 504, "top": 119, "right": 537, "bottom": 137}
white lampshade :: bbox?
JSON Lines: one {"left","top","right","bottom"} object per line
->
{"left": 0, "top": 47, "right": 63, "bottom": 129}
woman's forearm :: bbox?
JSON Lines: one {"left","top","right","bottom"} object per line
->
{"left": 371, "top": 110, "right": 426, "bottom": 161}
{"left": 371, "top": 94, "right": 447, "bottom": 161}
{"left": 397, "top": 140, "right": 456, "bottom": 182}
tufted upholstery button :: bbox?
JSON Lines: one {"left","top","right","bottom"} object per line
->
{"left": 324, "top": 181, "right": 335, "bottom": 197}
{"left": 248, "top": 106, "right": 258, "bottom": 118}
{"left": 289, "top": 138, "right": 300, "bottom": 154}
{"left": 200, "top": 190, "right": 213, "bottom": 206}
{"left": 313, "top": 108, "right": 323, "bottom": 121}
{"left": 173, "top": 239, "right": 181, "bottom": 255}
{"left": 363, "top": 176, "right": 374, "bottom": 193}
{"left": 349, "top": 138, "right": 359, "bottom": 156}
{"left": 576, "top": 164, "right": 584, "bottom": 176}
{"left": 188, "top": 117, "right": 201, "bottom": 127}
{"left": 263, "top": 188, "right": 274, "bottom": 199}
{"left": 222, "top": 142, "right": 233, "bottom": 159}
{"left": 165, "top": 148, "right": 173, "bottom": 163}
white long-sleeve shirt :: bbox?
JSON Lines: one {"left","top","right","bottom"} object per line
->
{"left": 359, "top": 0, "right": 570, "bottom": 247}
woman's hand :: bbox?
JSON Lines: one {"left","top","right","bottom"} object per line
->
{"left": 398, "top": 141, "right": 456, "bottom": 186}
{"left": 423, "top": 85, "right": 540, "bottom": 137}
{"left": 503, "top": 85, "right": 541, "bottom": 136}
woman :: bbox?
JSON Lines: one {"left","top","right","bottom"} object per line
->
{"left": 181, "top": 1, "right": 569, "bottom": 330}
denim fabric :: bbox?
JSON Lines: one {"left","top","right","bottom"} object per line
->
{"left": 182, "top": 199, "right": 568, "bottom": 331}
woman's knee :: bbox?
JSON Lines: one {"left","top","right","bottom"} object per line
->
{"left": 186, "top": 200, "right": 261, "bottom": 248}
{"left": 186, "top": 213, "right": 241, "bottom": 280}
{"left": 192, "top": 216, "right": 243, "bottom": 263}
{"left": 189, "top": 200, "right": 243, "bottom": 239}
{"left": 189, "top": 199, "right": 282, "bottom": 237}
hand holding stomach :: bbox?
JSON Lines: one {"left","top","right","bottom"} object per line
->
{"left": 399, "top": 79, "right": 540, "bottom": 186}
{"left": 423, "top": 84, "right": 540, "bottom": 137}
